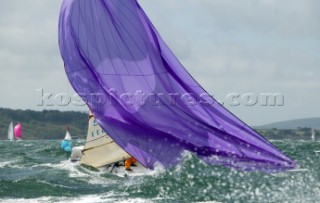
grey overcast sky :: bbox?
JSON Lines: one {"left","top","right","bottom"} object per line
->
{"left": 0, "top": 0, "right": 319, "bottom": 126}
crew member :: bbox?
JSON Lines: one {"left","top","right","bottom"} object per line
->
{"left": 125, "top": 157, "right": 137, "bottom": 171}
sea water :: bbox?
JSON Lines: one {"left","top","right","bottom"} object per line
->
{"left": 0, "top": 140, "right": 319, "bottom": 203}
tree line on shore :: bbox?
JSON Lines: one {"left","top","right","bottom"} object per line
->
{"left": 0, "top": 108, "right": 318, "bottom": 140}
{"left": 0, "top": 108, "right": 87, "bottom": 140}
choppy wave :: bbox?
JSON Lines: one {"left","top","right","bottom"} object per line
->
{"left": 0, "top": 140, "right": 320, "bottom": 202}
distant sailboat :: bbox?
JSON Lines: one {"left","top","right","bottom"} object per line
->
{"left": 7, "top": 122, "right": 14, "bottom": 141}
{"left": 13, "top": 123, "right": 22, "bottom": 141}
{"left": 64, "top": 128, "right": 72, "bottom": 140}
{"left": 311, "top": 128, "right": 316, "bottom": 141}
{"left": 60, "top": 127, "right": 72, "bottom": 152}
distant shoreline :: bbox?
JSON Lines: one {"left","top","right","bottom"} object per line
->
{"left": 0, "top": 108, "right": 87, "bottom": 140}
{"left": 0, "top": 108, "right": 319, "bottom": 140}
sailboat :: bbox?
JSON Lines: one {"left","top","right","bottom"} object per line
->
{"left": 7, "top": 122, "right": 14, "bottom": 141}
{"left": 13, "top": 123, "right": 22, "bottom": 141}
{"left": 311, "top": 128, "right": 316, "bottom": 141}
{"left": 59, "top": 0, "right": 295, "bottom": 173}
{"left": 71, "top": 112, "right": 150, "bottom": 176}
{"left": 60, "top": 128, "right": 72, "bottom": 152}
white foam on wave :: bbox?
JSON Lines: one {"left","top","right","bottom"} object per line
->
{"left": 0, "top": 196, "right": 104, "bottom": 203}
{"left": 36, "top": 160, "right": 90, "bottom": 176}
{"left": 35, "top": 160, "right": 81, "bottom": 174}
{"left": 0, "top": 160, "right": 16, "bottom": 168}
{"left": 35, "top": 160, "right": 118, "bottom": 185}
{"left": 0, "top": 194, "right": 164, "bottom": 203}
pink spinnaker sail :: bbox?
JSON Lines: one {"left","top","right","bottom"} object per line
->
{"left": 14, "top": 123, "right": 22, "bottom": 140}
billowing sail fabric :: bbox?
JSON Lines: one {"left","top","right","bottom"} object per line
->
{"left": 58, "top": 0, "right": 295, "bottom": 172}
{"left": 14, "top": 123, "right": 22, "bottom": 140}
{"left": 60, "top": 139, "right": 72, "bottom": 152}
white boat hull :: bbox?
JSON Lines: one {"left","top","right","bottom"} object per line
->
{"left": 71, "top": 145, "right": 151, "bottom": 177}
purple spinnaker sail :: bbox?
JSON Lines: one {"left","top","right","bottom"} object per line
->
{"left": 58, "top": 0, "right": 295, "bottom": 172}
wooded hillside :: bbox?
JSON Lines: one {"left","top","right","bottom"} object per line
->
{"left": 0, "top": 108, "right": 87, "bottom": 140}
